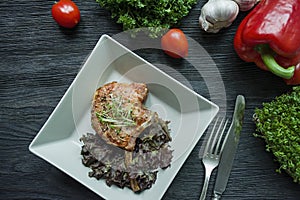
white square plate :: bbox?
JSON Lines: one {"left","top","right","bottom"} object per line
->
{"left": 29, "top": 35, "right": 219, "bottom": 200}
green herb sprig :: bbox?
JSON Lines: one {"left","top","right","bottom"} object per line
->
{"left": 95, "top": 0, "right": 198, "bottom": 37}
{"left": 96, "top": 94, "right": 136, "bottom": 129}
{"left": 254, "top": 86, "right": 300, "bottom": 183}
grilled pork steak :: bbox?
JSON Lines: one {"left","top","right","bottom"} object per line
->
{"left": 83, "top": 81, "right": 173, "bottom": 192}
{"left": 91, "top": 82, "right": 169, "bottom": 151}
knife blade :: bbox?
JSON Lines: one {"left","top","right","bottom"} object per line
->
{"left": 212, "top": 95, "right": 245, "bottom": 200}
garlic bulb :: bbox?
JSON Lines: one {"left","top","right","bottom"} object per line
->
{"left": 234, "top": 0, "right": 259, "bottom": 11}
{"left": 199, "top": 0, "right": 239, "bottom": 33}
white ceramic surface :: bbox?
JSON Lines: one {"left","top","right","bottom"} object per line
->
{"left": 29, "top": 35, "right": 219, "bottom": 200}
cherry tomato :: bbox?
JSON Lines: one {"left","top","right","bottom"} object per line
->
{"left": 161, "top": 29, "right": 189, "bottom": 58}
{"left": 51, "top": 0, "right": 81, "bottom": 29}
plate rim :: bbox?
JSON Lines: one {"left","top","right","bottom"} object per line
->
{"left": 29, "top": 34, "right": 219, "bottom": 200}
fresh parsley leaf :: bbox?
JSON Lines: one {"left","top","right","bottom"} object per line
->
{"left": 95, "top": 0, "right": 198, "bottom": 37}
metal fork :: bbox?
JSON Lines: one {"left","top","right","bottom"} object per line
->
{"left": 199, "top": 117, "right": 229, "bottom": 200}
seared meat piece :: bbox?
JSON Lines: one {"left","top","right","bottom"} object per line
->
{"left": 84, "top": 82, "right": 173, "bottom": 192}
{"left": 91, "top": 82, "right": 165, "bottom": 151}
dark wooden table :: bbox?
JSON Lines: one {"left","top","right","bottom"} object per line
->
{"left": 1, "top": 1, "right": 300, "bottom": 199}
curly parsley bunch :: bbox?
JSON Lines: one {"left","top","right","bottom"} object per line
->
{"left": 254, "top": 86, "right": 300, "bottom": 183}
{"left": 96, "top": 0, "right": 198, "bottom": 37}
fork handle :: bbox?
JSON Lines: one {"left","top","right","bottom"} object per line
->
{"left": 199, "top": 168, "right": 214, "bottom": 200}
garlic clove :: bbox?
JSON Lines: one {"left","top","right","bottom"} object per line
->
{"left": 199, "top": 0, "right": 239, "bottom": 33}
{"left": 234, "top": 0, "right": 259, "bottom": 11}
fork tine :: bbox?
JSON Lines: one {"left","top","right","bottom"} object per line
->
{"left": 213, "top": 118, "right": 229, "bottom": 155}
{"left": 203, "top": 117, "right": 219, "bottom": 155}
{"left": 219, "top": 119, "right": 230, "bottom": 153}
{"left": 210, "top": 117, "right": 224, "bottom": 154}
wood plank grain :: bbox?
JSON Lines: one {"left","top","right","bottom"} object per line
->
{"left": 1, "top": 0, "right": 300, "bottom": 199}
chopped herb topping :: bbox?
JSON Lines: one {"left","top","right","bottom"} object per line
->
{"left": 96, "top": 94, "right": 136, "bottom": 129}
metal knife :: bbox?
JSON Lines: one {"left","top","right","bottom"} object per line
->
{"left": 212, "top": 95, "right": 245, "bottom": 200}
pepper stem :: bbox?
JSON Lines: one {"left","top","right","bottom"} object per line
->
{"left": 255, "top": 44, "right": 295, "bottom": 79}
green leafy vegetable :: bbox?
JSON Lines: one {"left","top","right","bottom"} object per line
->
{"left": 80, "top": 131, "right": 172, "bottom": 192}
{"left": 95, "top": 0, "right": 198, "bottom": 37}
{"left": 254, "top": 86, "right": 300, "bottom": 183}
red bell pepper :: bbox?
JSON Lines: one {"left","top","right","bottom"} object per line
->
{"left": 234, "top": 0, "right": 300, "bottom": 85}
